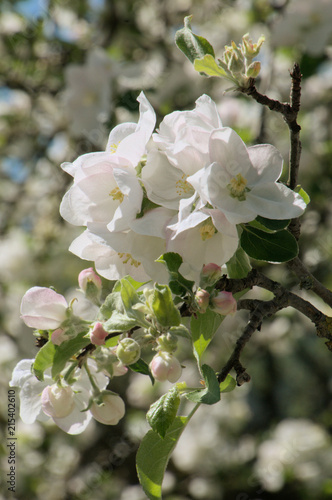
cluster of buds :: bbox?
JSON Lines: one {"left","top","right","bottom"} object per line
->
{"left": 218, "top": 33, "right": 265, "bottom": 89}
{"left": 195, "top": 263, "right": 237, "bottom": 315}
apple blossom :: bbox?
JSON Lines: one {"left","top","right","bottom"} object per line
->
{"left": 41, "top": 384, "right": 75, "bottom": 419}
{"left": 116, "top": 338, "right": 141, "bottom": 365}
{"left": 90, "top": 392, "right": 125, "bottom": 425}
{"left": 9, "top": 359, "right": 109, "bottom": 434}
{"left": 149, "top": 352, "right": 182, "bottom": 383}
{"left": 211, "top": 291, "right": 237, "bottom": 315}
{"left": 195, "top": 288, "right": 210, "bottom": 313}
{"left": 78, "top": 267, "right": 102, "bottom": 295}
{"left": 188, "top": 128, "right": 306, "bottom": 225}
{"left": 200, "top": 263, "right": 222, "bottom": 287}
{"left": 20, "top": 286, "right": 68, "bottom": 330}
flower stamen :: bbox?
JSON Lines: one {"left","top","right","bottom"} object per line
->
{"left": 227, "top": 173, "right": 249, "bottom": 201}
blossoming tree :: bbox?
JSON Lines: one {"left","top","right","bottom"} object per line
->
{"left": 9, "top": 16, "right": 332, "bottom": 500}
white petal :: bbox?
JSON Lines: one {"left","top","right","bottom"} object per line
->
{"left": 246, "top": 144, "right": 283, "bottom": 184}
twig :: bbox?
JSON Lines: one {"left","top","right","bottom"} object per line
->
{"left": 288, "top": 257, "right": 332, "bottom": 309}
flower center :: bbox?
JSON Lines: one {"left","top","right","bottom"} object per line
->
{"left": 118, "top": 253, "right": 140, "bottom": 267}
{"left": 175, "top": 174, "right": 194, "bottom": 197}
{"left": 227, "top": 173, "right": 249, "bottom": 201}
{"left": 200, "top": 220, "right": 217, "bottom": 241}
{"left": 109, "top": 187, "right": 124, "bottom": 203}
{"left": 108, "top": 142, "right": 119, "bottom": 154}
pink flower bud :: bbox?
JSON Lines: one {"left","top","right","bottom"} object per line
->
{"left": 200, "top": 263, "right": 222, "bottom": 287}
{"left": 51, "top": 328, "right": 67, "bottom": 345}
{"left": 78, "top": 268, "right": 102, "bottom": 302}
{"left": 195, "top": 288, "right": 210, "bottom": 313}
{"left": 90, "top": 322, "right": 108, "bottom": 346}
{"left": 149, "top": 352, "right": 182, "bottom": 383}
{"left": 211, "top": 291, "right": 237, "bottom": 315}
{"left": 20, "top": 287, "right": 68, "bottom": 330}
{"left": 90, "top": 393, "right": 125, "bottom": 425}
{"left": 41, "top": 384, "right": 75, "bottom": 419}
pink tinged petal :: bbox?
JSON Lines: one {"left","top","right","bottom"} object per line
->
{"left": 41, "top": 385, "right": 75, "bottom": 419}
{"left": 209, "top": 128, "right": 251, "bottom": 177}
{"left": 90, "top": 322, "right": 108, "bottom": 346}
{"left": 211, "top": 291, "right": 237, "bottom": 315}
{"left": 246, "top": 144, "right": 284, "bottom": 184}
{"left": 51, "top": 328, "right": 67, "bottom": 345}
{"left": 20, "top": 287, "right": 68, "bottom": 330}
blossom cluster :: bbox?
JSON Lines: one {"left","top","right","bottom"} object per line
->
{"left": 60, "top": 92, "right": 305, "bottom": 284}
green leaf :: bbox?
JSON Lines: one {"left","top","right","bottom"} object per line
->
{"left": 296, "top": 186, "right": 310, "bottom": 205}
{"left": 33, "top": 340, "right": 56, "bottom": 381}
{"left": 146, "top": 387, "right": 180, "bottom": 438}
{"left": 52, "top": 330, "right": 90, "bottom": 379}
{"left": 190, "top": 308, "right": 223, "bottom": 364}
{"left": 226, "top": 247, "right": 251, "bottom": 279}
{"left": 156, "top": 253, "right": 194, "bottom": 297}
{"left": 151, "top": 284, "right": 181, "bottom": 327}
{"left": 120, "top": 277, "right": 140, "bottom": 312}
{"left": 255, "top": 215, "right": 290, "bottom": 231}
{"left": 129, "top": 358, "right": 154, "bottom": 385}
{"left": 104, "top": 311, "right": 138, "bottom": 333}
{"left": 99, "top": 291, "right": 124, "bottom": 319}
{"left": 194, "top": 54, "right": 230, "bottom": 78}
{"left": 219, "top": 374, "right": 236, "bottom": 393}
{"left": 175, "top": 15, "right": 215, "bottom": 65}
{"left": 241, "top": 226, "right": 299, "bottom": 262}
{"left": 185, "top": 364, "right": 220, "bottom": 405}
{"left": 137, "top": 414, "right": 196, "bottom": 500}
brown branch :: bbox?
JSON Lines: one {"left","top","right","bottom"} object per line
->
{"left": 288, "top": 257, "right": 332, "bottom": 309}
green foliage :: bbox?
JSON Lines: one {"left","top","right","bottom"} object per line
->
{"left": 219, "top": 374, "right": 237, "bottom": 393}
{"left": 226, "top": 246, "right": 252, "bottom": 279}
{"left": 33, "top": 340, "right": 56, "bottom": 381}
{"left": 241, "top": 225, "right": 299, "bottom": 262}
{"left": 51, "top": 330, "right": 90, "bottom": 379}
{"left": 129, "top": 359, "right": 155, "bottom": 384}
{"left": 146, "top": 386, "right": 180, "bottom": 438}
{"left": 156, "top": 252, "right": 195, "bottom": 297}
{"left": 175, "top": 16, "right": 215, "bottom": 65}
{"left": 190, "top": 308, "right": 224, "bottom": 365}
{"left": 185, "top": 364, "right": 221, "bottom": 404}
{"left": 151, "top": 284, "right": 181, "bottom": 327}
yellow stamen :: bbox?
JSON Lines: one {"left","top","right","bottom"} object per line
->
{"left": 108, "top": 142, "right": 119, "bottom": 154}
{"left": 109, "top": 187, "right": 124, "bottom": 203}
{"left": 118, "top": 253, "right": 140, "bottom": 267}
{"left": 175, "top": 174, "right": 194, "bottom": 196}
{"left": 200, "top": 221, "right": 216, "bottom": 241}
{"left": 227, "top": 173, "right": 249, "bottom": 201}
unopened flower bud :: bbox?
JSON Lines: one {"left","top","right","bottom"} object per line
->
{"left": 200, "top": 263, "right": 222, "bottom": 287}
{"left": 116, "top": 338, "right": 141, "bottom": 365}
{"left": 90, "top": 392, "right": 125, "bottom": 425}
{"left": 149, "top": 352, "right": 182, "bottom": 383}
{"left": 241, "top": 33, "right": 265, "bottom": 59}
{"left": 90, "top": 322, "right": 108, "bottom": 346}
{"left": 195, "top": 288, "right": 210, "bottom": 313}
{"left": 94, "top": 346, "right": 128, "bottom": 377}
{"left": 78, "top": 268, "right": 102, "bottom": 303}
{"left": 211, "top": 291, "right": 237, "bottom": 315}
{"left": 41, "top": 384, "right": 75, "bottom": 419}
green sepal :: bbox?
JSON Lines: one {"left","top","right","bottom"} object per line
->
{"left": 146, "top": 387, "right": 180, "bottom": 438}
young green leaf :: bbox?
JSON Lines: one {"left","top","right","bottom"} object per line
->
{"left": 185, "top": 364, "right": 220, "bottom": 405}
{"left": 104, "top": 311, "right": 139, "bottom": 333}
{"left": 129, "top": 358, "right": 154, "bottom": 385}
{"left": 157, "top": 253, "right": 195, "bottom": 297}
{"left": 194, "top": 54, "right": 230, "bottom": 79}
{"left": 219, "top": 374, "right": 236, "bottom": 393}
{"left": 255, "top": 215, "right": 290, "bottom": 231}
{"left": 99, "top": 291, "right": 124, "bottom": 319}
{"left": 52, "top": 330, "right": 90, "bottom": 379}
{"left": 151, "top": 284, "right": 181, "bottom": 327}
{"left": 241, "top": 226, "right": 299, "bottom": 262}
{"left": 33, "top": 340, "right": 56, "bottom": 381}
{"left": 175, "top": 15, "right": 215, "bottom": 65}
{"left": 146, "top": 387, "right": 180, "bottom": 438}
{"left": 136, "top": 410, "right": 198, "bottom": 500}
{"left": 226, "top": 246, "right": 251, "bottom": 279}
{"left": 190, "top": 308, "right": 223, "bottom": 364}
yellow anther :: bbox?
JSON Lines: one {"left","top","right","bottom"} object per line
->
{"left": 109, "top": 187, "right": 124, "bottom": 203}
{"left": 175, "top": 174, "right": 194, "bottom": 196}
{"left": 200, "top": 221, "right": 216, "bottom": 241}
{"left": 118, "top": 253, "right": 140, "bottom": 267}
{"left": 227, "top": 173, "right": 249, "bottom": 201}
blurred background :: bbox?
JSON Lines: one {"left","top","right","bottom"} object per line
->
{"left": 1, "top": 0, "right": 332, "bottom": 498}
